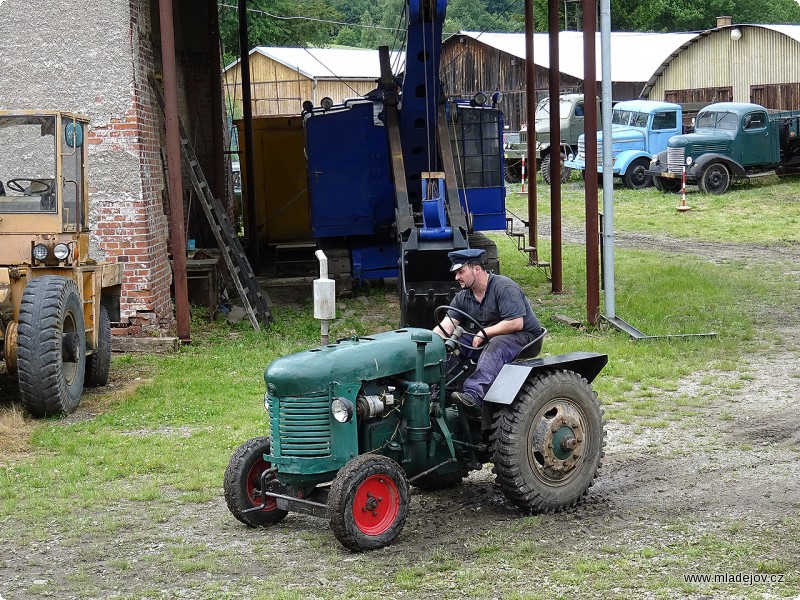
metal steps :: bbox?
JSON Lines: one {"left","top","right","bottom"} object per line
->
{"left": 149, "top": 74, "right": 272, "bottom": 331}
{"left": 505, "top": 215, "right": 550, "bottom": 278}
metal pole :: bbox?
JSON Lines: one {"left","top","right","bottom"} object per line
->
{"left": 582, "top": 0, "right": 600, "bottom": 325}
{"left": 238, "top": 0, "right": 260, "bottom": 269}
{"left": 158, "top": 0, "right": 190, "bottom": 342}
{"left": 524, "top": 0, "right": 538, "bottom": 263}
{"left": 600, "top": 0, "right": 615, "bottom": 319}
{"left": 208, "top": 1, "right": 225, "bottom": 203}
{"left": 548, "top": 0, "right": 562, "bottom": 293}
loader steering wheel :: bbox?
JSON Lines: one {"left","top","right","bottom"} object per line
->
{"left": 7, "top": 178, "right": 53, "bottom": 195}
{"left": 434, "top": 305, "right": 489, "bottom": 353}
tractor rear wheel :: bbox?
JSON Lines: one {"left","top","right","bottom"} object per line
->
{"left": 85, "top": 305, "right": 111, "bottom": 387}
{"left": 224, "top": 437, "right": 288, "bottom": 527}
{"left": 17, "top": 276, "right": 86, "bottom": 417}
{"left": 328, "top": 454, "right": 409, "bottom": 551}
{"left": 491, "top": 370, "right": 604, "bottom": 512}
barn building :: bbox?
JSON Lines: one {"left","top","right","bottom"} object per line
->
{"left": 641, "top": 19, "right": 800, "bottom": 110}
{"left": 441, "top": 30, "right": 699, "bottom": 131}
{"left": 2, "top": 0, "right": 232, "bottom": 335}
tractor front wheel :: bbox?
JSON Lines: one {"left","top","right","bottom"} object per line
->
{"left": 17, "top": 276, "right": 86, "bottom": 416}
{"left": 328, "top": 454, "right": 409, "bottom": 551}
{"left": 491, "top": 370, "right": 605, "bottom": 512}
{"left": 224, "top": 437, "right": 288, "bottom": 527}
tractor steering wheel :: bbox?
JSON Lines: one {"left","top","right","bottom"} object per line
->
{"left": 434, "top": 305, "right": 489, "bottom": 353}
{"left": 7, "top": 178, "right": 53, "bottom": 195}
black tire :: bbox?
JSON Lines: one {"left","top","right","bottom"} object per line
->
{"left": 623, "top": 158, "right": 653, "bottom": 190}
{"left": 328, "top": 454, "right": 409, "bottom": 551}
{"left": 541, "top": 153, "right": 572, "bottom": 185}
{"left": 504, "top": 161, "right": 522, "bottom": 183}
{"left": 17, "top": 276, "right": 86, "bottom": 417}
{"left": 224, "top": 437, "right": 288, "bottom": 527}
{"left": 411, "top": 468, "right": 467, "bottom": 491}
{"left": 491, "top": 370, "right": 605, "bottom": 512}
{"left": 654, "top": 176, "right": 681, "bottom": 193}
{"left": 85, "top": 305, "right": 111, "bottom": 387}
{"left": 698, "top": 162, "right": 730, "bottom": 195}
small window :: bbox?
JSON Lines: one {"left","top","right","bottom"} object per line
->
{"left": 574, "top": 102, "right": 584, "bottom": 117}
{"left": 743, "top": 112, "right": 767, "bottom": 130}
{"left": 652, "top": 111, "right": 677, "bottom": 130}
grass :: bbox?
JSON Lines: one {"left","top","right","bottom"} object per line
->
{"left": 1, "top": 182, "right": 800, "bottom": 598}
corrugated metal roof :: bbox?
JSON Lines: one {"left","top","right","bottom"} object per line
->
{"left": 224, "top": 47, "right": 405, "bottom": 81}
{"left": 453, "top": 31, "right": 700, "bottom": 83}
{"left": 640, "top": 24, "right": 800, "bottom": 97}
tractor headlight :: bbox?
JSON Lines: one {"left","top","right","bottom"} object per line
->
{"left": 53, "top": 243, "right": 70, "bottom": 261}
{"left": 32, "top": 244, "right": 49, "bottom": 261}
{"left": 472, "top": 91, "right": 488, "bottom": 107}
{"left": 331, "top": 397, "right": 354, "bottom": 423}
{"left": 320, "top": 97, "right": 333, "bottom": 111}
{"left": 685, "top": 156, "right": 693, "bottom": 166}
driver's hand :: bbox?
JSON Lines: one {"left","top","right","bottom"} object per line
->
{"left": 472, "top": 333, "right": 487, "bottom": 348}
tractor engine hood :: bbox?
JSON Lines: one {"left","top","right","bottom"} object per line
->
{"left": 265, "top": 328, "right": 446, "bottom": 397}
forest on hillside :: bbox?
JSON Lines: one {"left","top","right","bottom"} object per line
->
{"left": 218, "top": 0, "right": 800, "bottom": 64}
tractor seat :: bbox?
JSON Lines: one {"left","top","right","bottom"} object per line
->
{"left": 513, "top": 327, "right": 547, "bottom": 360}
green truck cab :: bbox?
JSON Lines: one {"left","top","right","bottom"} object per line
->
{"left": 504, "top": 94, "right": 599, "bottom": 185}
{"left": 649, "top": 102, "right": 800, "bottom": 194}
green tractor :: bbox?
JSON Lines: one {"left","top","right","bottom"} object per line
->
{"left": 224, "top": 308, "right": 607, "bottom": 551}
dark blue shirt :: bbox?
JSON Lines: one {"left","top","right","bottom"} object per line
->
{"left": 449, "top": 273, "right": 542, "bottom": 338}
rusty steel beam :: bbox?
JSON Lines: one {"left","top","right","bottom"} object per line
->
{"left": 158, "top": 0, "right": 190, "bottom": 342}
{"left": 548, "top": 0, "right": 562, "bottom": 293}
{"left": 524, "top": 0, "right": 540, "bottom": 267}
{"left": 582, "top": 0, "right": 600, "bottom": 325}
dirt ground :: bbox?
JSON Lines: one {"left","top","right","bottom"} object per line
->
{"left": 2, "top": 232, "right": 799, "bottom": 599}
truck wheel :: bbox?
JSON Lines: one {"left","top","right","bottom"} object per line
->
{"left": 541, "top": 153, "right": 572, "bottom": 185}
{"left": 698, "top": 162, "right": 730, "bottom": 194}
{"left": 328, "top": 454, "right": 409, "bottom": 551}
{"left": 491, "top": 370, "right": 604, "bottom": 512}
{"left": 85, "top": 305, "right": 111, "bottom": 387}
{"left": 504, "top": 161, "right": 522, "bottom": 183}
{"left": 224, "top": 436, "right": 288, "bottom": 527}
{"left": 17, "top": 276, "right": 86, "bottom": 417}
{"left": 623, "top": 158, "right": 653, "bottom": 190}
{"left": 654, "top": 177, "right": 681, "bottom": 193}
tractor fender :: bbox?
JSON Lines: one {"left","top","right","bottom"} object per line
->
{"left": 614, "top": 150, "right": 652, "bottom": 175}
{"left": 691, "top": 153, "right": 747, "bottom": 180}
{"left": 484, "top": 351, "right": 608, "bottom": 405}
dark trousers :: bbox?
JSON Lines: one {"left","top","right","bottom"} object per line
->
{"left": 451, "top": 332, "right": 533, "bottom": 404}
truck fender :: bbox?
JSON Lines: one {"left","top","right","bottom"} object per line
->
{"left": 484, "top": 351, "right": 608, "bottom": 405}
{"left": 692, "top": 153, "right": 747, "bottom": 179}
{"left": 614, "top": 150, "right": 652, "bottom": 175}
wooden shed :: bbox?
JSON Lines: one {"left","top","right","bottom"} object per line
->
{"left": 224, "top": 47, "right": 404, "bottom": 117}
{"left": 441, "top": 30, "right": 699, "bottom": 131}
{"left": 641, "top": 22, "right": 800, "bottom": 110}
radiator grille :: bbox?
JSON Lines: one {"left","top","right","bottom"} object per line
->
{"left": 270, "top": 396, "right": 332, "bottom": 457}
{"left": 667, "top": 147, "right": 685, "bottom": 173}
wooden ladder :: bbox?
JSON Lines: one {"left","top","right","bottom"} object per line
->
{"left": 149, "top": 75, "right": 272, "bottom": 331}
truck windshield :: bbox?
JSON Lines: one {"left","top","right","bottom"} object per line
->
{"left": 535, "top": 98, "right": 575, "bottom": 119}
{"left": 695, "top": 111, "right": 738, "bottom": 131}
{"left": 611, "top": 110, "right": 649, "bottom": 127}
{"left": 0, "top": 115, "right": 57, "bottom": 214}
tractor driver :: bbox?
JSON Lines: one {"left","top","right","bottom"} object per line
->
{"left": 434, "top": 248, "right": 544, "bottom": 409}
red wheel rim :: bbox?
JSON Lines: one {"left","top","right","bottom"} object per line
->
{"left": 247, "top": 457, "right": 278, "bottom": 512}
{"left": 352, "top": 474, "right": 401, "bottom": 535}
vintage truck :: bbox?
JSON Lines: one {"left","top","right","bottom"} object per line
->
{"left": 504, "top": 94, "right": 599, "bottom": 185}
{"left": 648, "top": 102, "right": 800, "bottom": 194}
{"left": 565, "top": 100, "right": 682, "bottom": 190}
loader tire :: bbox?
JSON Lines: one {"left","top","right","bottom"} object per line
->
{"left": 224, "top": 436, "right": 288, "bottom": 527}
{"left": 17, "top": 276, "right": 86, "bottom": 417}
{"left": 491, "top": 370, "right": 604, "bottom": 512}
{"left": 85, "top": 305, "right": 111, "bottom": 387}
{"left": 328, "top": 454, "right": 409, "bottom": 551}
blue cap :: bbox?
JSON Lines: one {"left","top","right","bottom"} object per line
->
{"left": 448, "top": 248, "right": 486, "bottom": 271}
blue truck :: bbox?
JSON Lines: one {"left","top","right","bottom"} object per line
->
{"left": 565, "top": 100, "right": 682, "bottom": 189}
